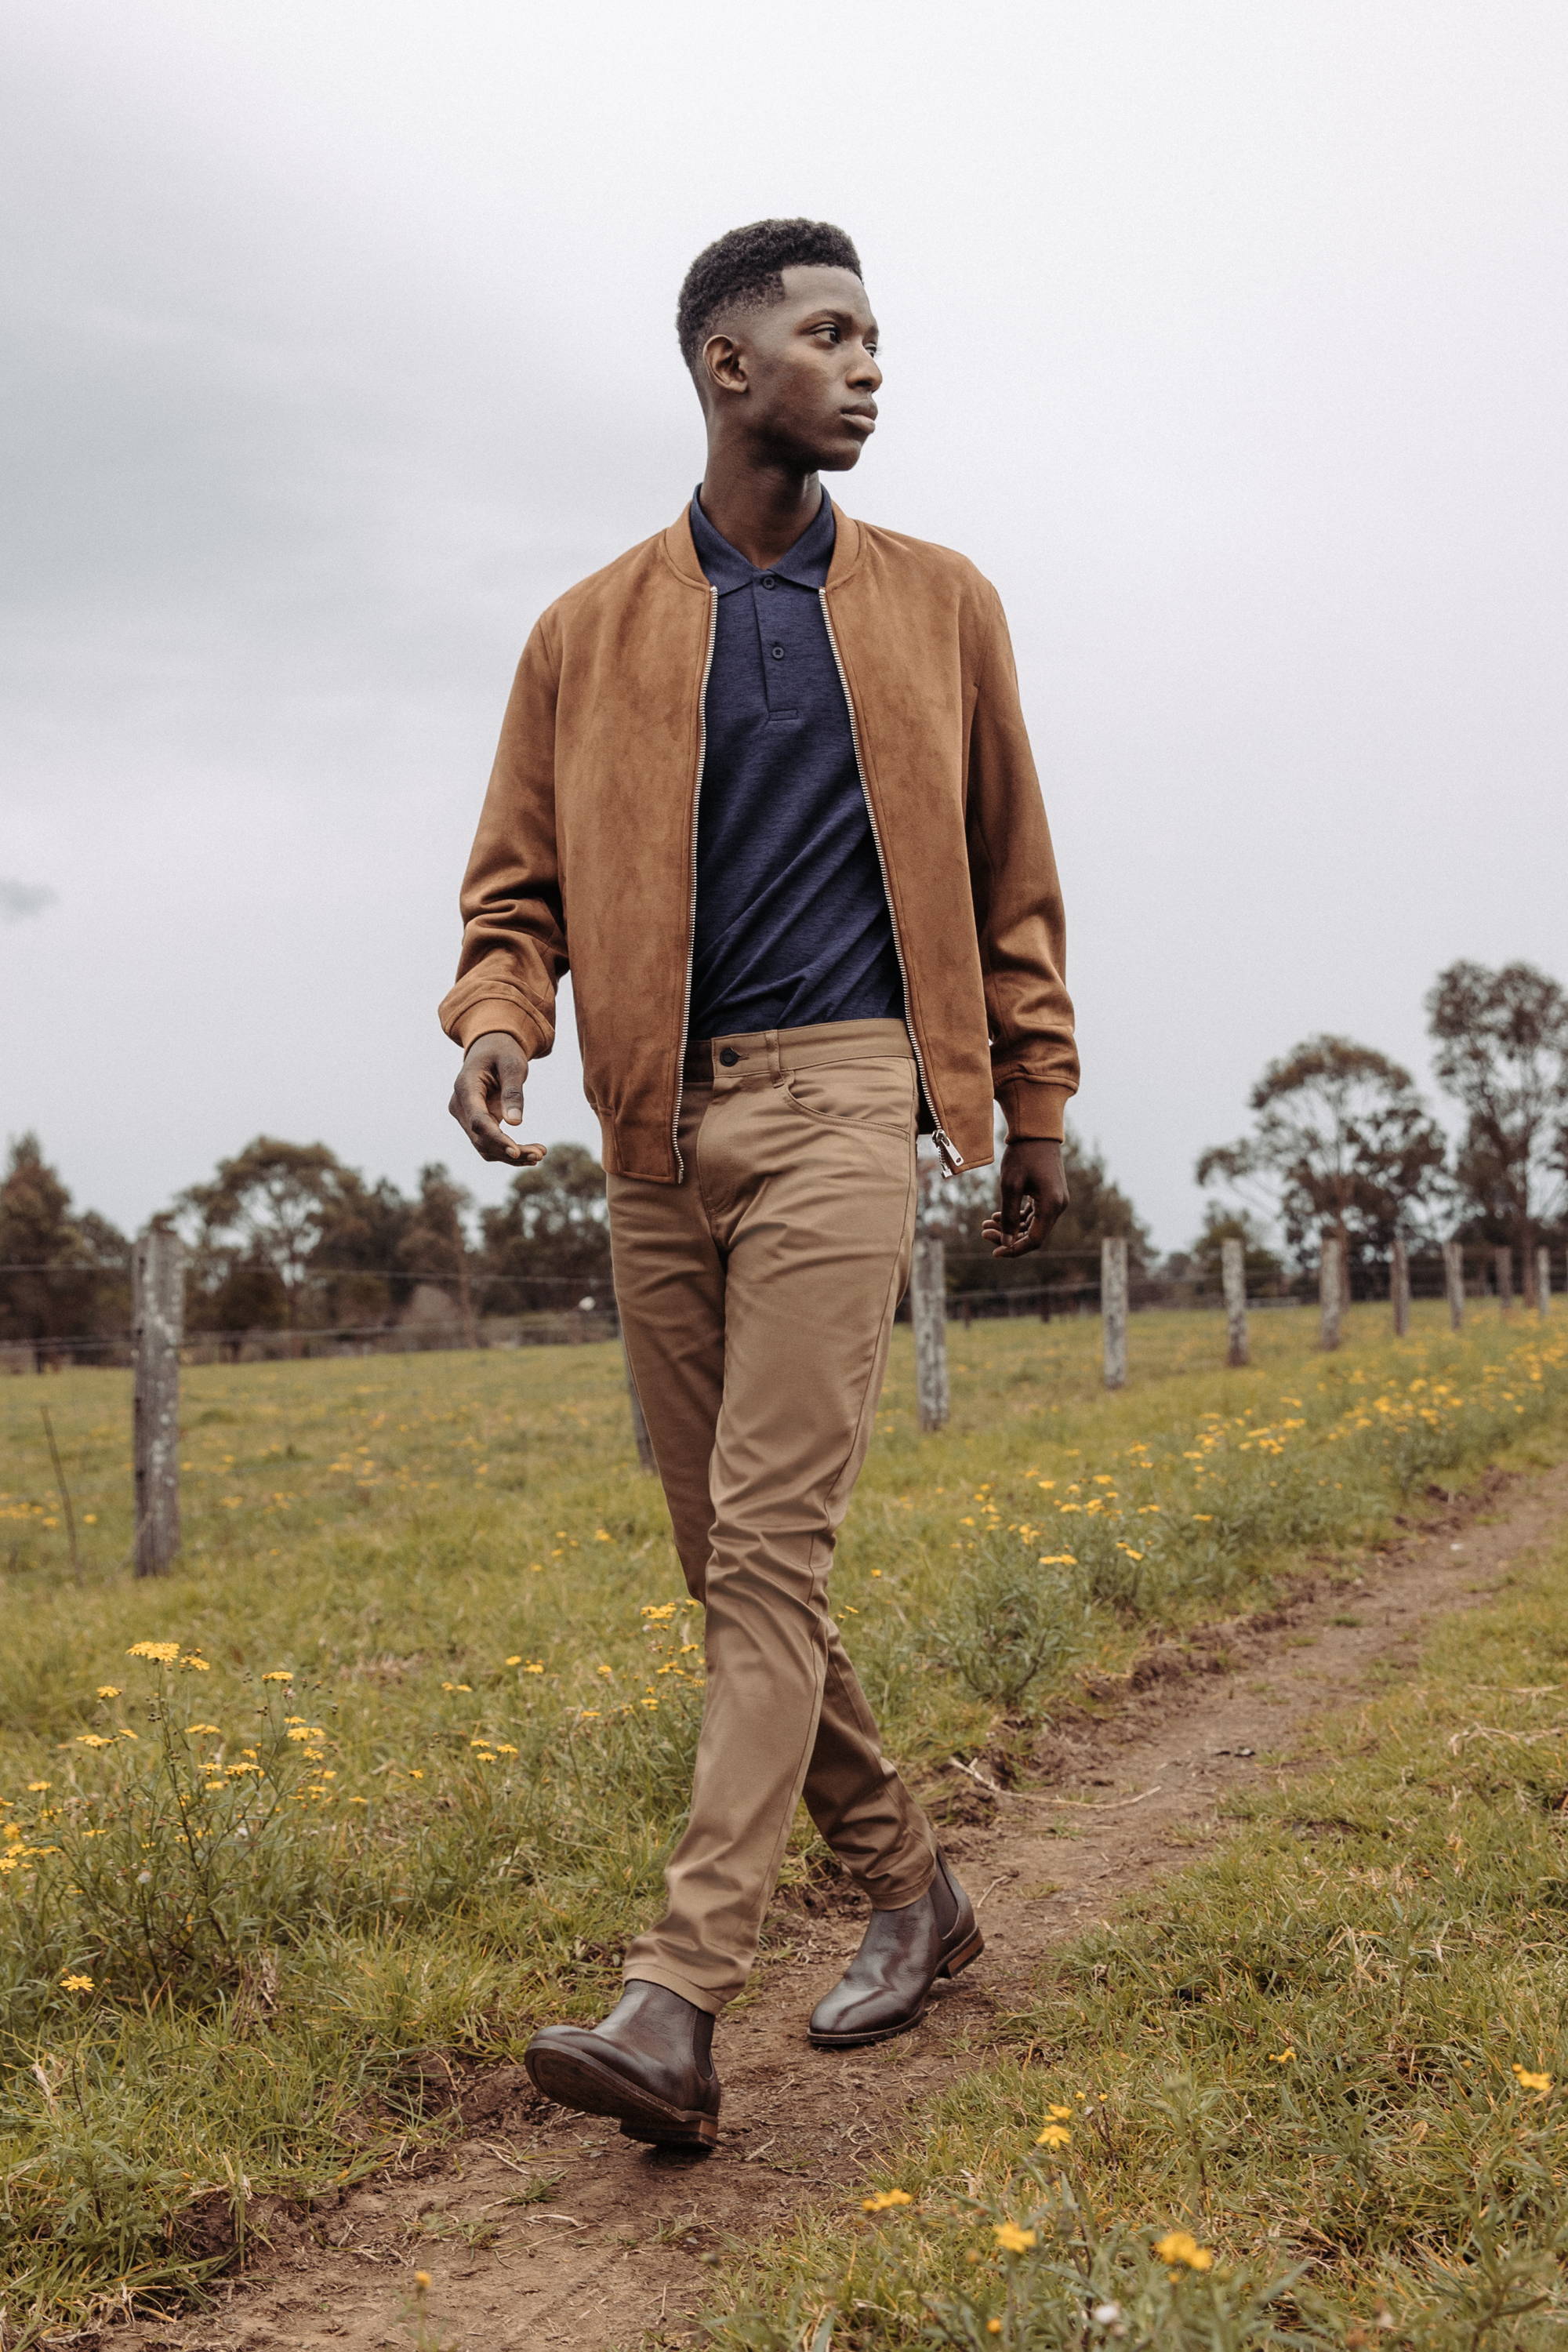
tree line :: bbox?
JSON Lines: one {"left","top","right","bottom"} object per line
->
{"left": 1194, "top": 959, "right": 1568, "bottom": 1305}
{"left": 2, "top": 956, "right": 1564, "bottom": 1362}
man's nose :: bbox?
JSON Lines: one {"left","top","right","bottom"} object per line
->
{"left": 849, "top": 345, "right": 882, "bottom": 390}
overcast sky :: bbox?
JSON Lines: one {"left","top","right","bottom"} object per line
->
{"left": 2, "top": 1, "right": 1563, "bottom": 1251}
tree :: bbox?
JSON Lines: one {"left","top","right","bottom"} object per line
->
{"left": 1189, "top": 1207, "right": 1285, "bottom": 1298}
{"left": 399, "top": 1165, "right": 479, "bottom": 1346}
{"left": 478, "top": 1145, "right": 612, "bottom": 1314}
{"left": 1197, "top": 1036, "right": 1447, "bottom": 1284}
{"left": 179, "top": 1138, "right": 354, "bottom": 1328}
{"left": 1427, "top": 960, "right": 1568, "bottom": 1301}
{"left": 0, "top": 1135, "right": 129, "bottom": 1365}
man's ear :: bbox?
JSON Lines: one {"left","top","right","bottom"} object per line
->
{"left": 702, "top": 332, "right": 748, "bottom": 398}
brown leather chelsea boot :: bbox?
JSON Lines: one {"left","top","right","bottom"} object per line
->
{"left": 807, "top": 1853, "right": 982, "bottom": 2049}
{"left": 524, "top": 1980, "right": 720, "bottom": 2151}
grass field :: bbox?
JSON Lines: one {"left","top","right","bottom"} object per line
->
{"left": 713, "top": 1523, "right": 1568, "bottom": 2352}
{"left": 1, "top": 1301, "right": 1566, "bottom": 2338}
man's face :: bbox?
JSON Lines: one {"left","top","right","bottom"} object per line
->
{"left": 704, "top": 264, "right": 881, "bottom": 472}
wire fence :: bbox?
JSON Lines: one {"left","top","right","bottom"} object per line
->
{"left": 1, "top": 1240, "right": 1557, "bottom": 1373}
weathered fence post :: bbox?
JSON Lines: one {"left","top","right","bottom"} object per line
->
{"left": 910, "top": 1233, "right": 949, "bottom": 1432}
{"left": 1390, "top": 1235, "right": 1410, "bottom": 1338}
{"left": 1443, "top": 1239, "right": 1465, "bottom": 1331}
{"left": 1494, "top": 1245, "right": 1513, "bottom": 1313}
{"left": 1221, "top": 1236, "right": 1248, "bottom": 1367}
{"left": 622, "top": 1340, "right": 656, "bottom": 1473}
{"left": 1102, "top": 1236, "right": 1128, "bottom": 1390}
{"left": 1319, "top": 1232, "right": 1345, "bottom": 1351}
{"left": 132, "top": 1226, "right": 184, "bottom": 1577}
{"left": 1538, "top": 1245, "right": 1552, "bottom": 1316}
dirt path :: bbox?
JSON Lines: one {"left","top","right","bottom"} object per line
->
{"left": 105, "top": 1461, "right": 1568, "bottom": 2352}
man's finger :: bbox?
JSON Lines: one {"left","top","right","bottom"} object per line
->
{"left": 450, "top": 1067, "right": 524, "bottom": 1162}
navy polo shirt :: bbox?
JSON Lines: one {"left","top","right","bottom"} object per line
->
{"left": 685, "top": 490, "right": 905, "bottom": 1041}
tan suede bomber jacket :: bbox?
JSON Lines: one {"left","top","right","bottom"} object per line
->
{"left": 440, "top": 504, "right": 1078, "bottom": 1184}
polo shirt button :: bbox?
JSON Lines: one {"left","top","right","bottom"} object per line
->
{"left": 718, "top": 1047, "right": 739, "bottom": 1065}
{"left": 771, "top": 644, "right": 785, "bottom": 659}
{"left": 759, "top": 575, "right": 776, "bottom": 590}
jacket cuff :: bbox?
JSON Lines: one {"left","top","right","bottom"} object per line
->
{"left": 453, "top": 1000, "right": 537, "bottom": 1057}
{"left": 996, "top": 1078, "right": 1073, "bottom": 1143}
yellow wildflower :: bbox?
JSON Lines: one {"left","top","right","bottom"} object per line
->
{"left": 261, "top": 1670, "right": 293, "bottom": 1683}
{"left": 1046, "top": 2103, "right": 1073, "bottom": 2118}
{"left": 1152, "top": 2230, "right": 1213, "bottom": 2270}
{"left": 1038, "top": 1553, "right": 1077, "bottom": 1566}
{"left": 524, "top": 1661, "right": 545, "bottom": 1674}
{"left": 413, "top": 2270, "right": 432, "bottom": 2291}
{"left": 505, "top": 1655, "right": 523, "bottom": 1666}
{"left": 988, "top": 2325, "right": 1003, "bottom": 2338}
{"left": 993, "top": 2222, "right": 1036, "bottom": 2254}
{"left": 60, "top": 1973, "right": 94, "bottom": 1993}
{"left": 1036, "top": 2124, "right": 1071, "bottom": 2149}
{"left": 76, "top": 1734, "right": 111, "bottom": 1749}
{"left": 181, "top": 1654, "right": 212, "bottom": 1671}
{"left": 862, "top": 2189, "right": 913, "bottom": 2211}
{"left": 1512, "top": 2065, "right": 1553, "bottom": 2092}
{"left": 187, "top": 1725, "right": 222, "bottom": 1737}
{"left": 126, "top": 1641, "right": 180, "bottom": 1663}
{"left": 1269, "top": 2049, "right": 1296, "bottom": 2063}
{"left": 96, "top": 1686, "right": 122, "bottom": 1699}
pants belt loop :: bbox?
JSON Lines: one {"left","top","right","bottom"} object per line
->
{"left": 765, "top": 1029, "right": 785, "bottom": 1086}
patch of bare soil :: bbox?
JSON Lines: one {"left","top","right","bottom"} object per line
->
{"left": 97, "top": 1461, "right": 1568, "bottom": 2352}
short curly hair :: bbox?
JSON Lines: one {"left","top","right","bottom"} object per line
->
{"left": 676, "top": 218, "right": 863, "bottom": 372}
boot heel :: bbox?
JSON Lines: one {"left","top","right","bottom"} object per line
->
{"left": 938, "top": 1928, "right": 985, "bottom": 1980}
{"left": 621, "top": 2109, "right": 719, "bottom": 2151}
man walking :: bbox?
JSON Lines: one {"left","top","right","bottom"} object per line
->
{"left": 443, "top": 220, "right": 1077, "bottom": 2151}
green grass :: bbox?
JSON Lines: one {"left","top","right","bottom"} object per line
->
{"left": 0, "top": 1301, "right": 1563, "bottom": 2338}
{"left": 710, "top": 1521, "right": 1568, "bottom": 2352}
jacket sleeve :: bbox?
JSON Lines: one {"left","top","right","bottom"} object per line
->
{"left": 437, "top": 616, "right": 569, "bottom": 1063}
{"left": 965, "top": 585, "right": 1080, "bottom": 1141}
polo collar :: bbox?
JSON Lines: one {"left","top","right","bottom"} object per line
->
{"left": 687, "top": 488, "right": 836, "bottom": 593}
{"left": 661, "top": 494, "right": 863, "bottom": 592}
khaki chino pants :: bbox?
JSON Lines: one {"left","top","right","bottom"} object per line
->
{"left": 608, "top": 1018, "right": 938, "bottom": 2013}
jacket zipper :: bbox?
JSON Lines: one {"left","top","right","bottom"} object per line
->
{"left": 819, "top": 590, "right": 964, "bottom": 1177}
{"left": 672, "top": 585, "right": 720, "bottom": 1179}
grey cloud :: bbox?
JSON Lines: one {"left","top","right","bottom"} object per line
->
{"left": 0, "top": 879, "right": 56, "bottom": 923}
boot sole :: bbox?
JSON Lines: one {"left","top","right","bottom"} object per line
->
{"left": 524, "top": 2042, "right": 718, "bottom": 2151}
{"left": 807, "top": 1926, "right": 985, "bottom": 2050}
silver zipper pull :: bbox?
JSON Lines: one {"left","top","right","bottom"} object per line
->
{"left": 931, "top": 1127, "right": 964, "bottom": 1177}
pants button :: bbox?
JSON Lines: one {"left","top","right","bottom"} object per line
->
{"left": 718, "top": 1047, "right": 739, "bottom": 1066}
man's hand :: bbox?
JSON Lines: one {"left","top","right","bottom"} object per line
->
{"left": 448, "top": 1032, "right": 546, "bottom": 1167}
{"left": 982, "top": 1138, "right": 1070, "bottom": 1258}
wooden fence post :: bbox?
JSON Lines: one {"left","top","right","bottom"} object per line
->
{"left": 1390, "top": 1235, "right": 1410, "bottom": 1338}
{"left": 1443, "top": 1239, "right": 1465, "bottom": 1331}
{"left": 1102, "top": 1236, "right": 1128, "bottom": 1390}
{"left": 910, "top": 1233, "right": 949, "bottom": 1433}
{"left": 1221, "top": 1236, "right": 1248, "bottom": 1367}
{"left": 1538, "top": 1244, "right": 1552, "bottom": 1316}
{"left": 1494, "top": 1245, "right": 1513, "bottom": 1313}
{"left": 132, "top": 1227, "right": 184, "bottom": 1577}
{"left": 622, "top": 1339, "right": 656, "bottom": 1472}
{"left": 1319, "top": 1233, "right": 1345, "bottom": 1351}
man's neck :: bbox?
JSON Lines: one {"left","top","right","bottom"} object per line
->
{"left": 696, "top": 448, "right": 824, "bottom": 571}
